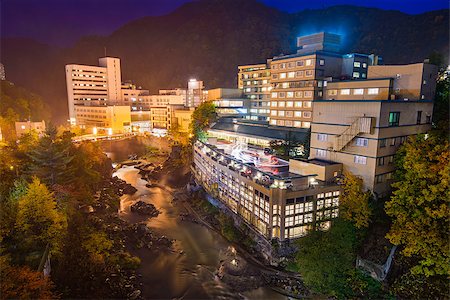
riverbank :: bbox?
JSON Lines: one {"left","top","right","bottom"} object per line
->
{"left": 123, "top": 145, "right": 310, "bottom": 298}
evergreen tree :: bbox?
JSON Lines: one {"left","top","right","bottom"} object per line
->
{"left": 27, "top": 125, "right": 74, "bottom": 186}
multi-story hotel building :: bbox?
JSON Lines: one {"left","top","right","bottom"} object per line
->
{"left": 65, "top": 57, "right": 130, "bottom": 133}
{"left": 238, "top": 61, "right": 271, "bottom": 121}
{"left": 66, "top": 57, "right": 197, "bottom": 134}
{"left": 192, "top": 139, "right": 342, "bottom": 241}
{"left": 310, "top": 62, "right": 437, "bottom": 197}
{"left": 192, "top": 32, "right": 438, "bottom": 241}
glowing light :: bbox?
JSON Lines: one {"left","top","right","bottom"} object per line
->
{"left": 93, "top": 127, "right": 98, "bottom": 135}
{"left": 107, "top": 128, "right": 113, "bottom": 136}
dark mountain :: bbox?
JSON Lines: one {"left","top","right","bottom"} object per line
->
{"left": 2, "top": 0, "right": 448, "bottom": 124}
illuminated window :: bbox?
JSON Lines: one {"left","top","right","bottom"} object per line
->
{"left": 303, "top": 101, "right": 312, "bottom": 108}
{"left": 355, "top": 138, "right": 368, "bottom": 147}
{"left": 271, "top": 110, "right": 277, "bottom": 116}
{"left": 294, "top": 101, "right": 302, "bottom": 107}
{"left": 304, "top": 91, "right": 313, "bottom": 98}
{"left": 295, "top": 91, "right": 303, "bottom": 98}
{"left": 294, "top": 121, "right": 301, "bottom": 127}
{"left": 305, "top": 59, "right": 313, "bottom": 66}
{"left": 353, "top": 72, "right": 360, "bottom": 78}
{"left": 270, "top": 119, "right": 277, "bottom": 125}
{"left": 288, "top": 72, "right": 295, "bottom": 78}
{"left": 286, "top": 101, "right": 293, "bottom": 107}
{"left": 280, "top": 73, "right": 286, "bottom": 79}
{"left": 340, "top": 89, "right": 350, "bottom": 95}
{"left": 354, "top": 155, "right": 367, "bottom": 164}
{"left": 353, "top": 89, "right": 364, "bottom": 95}
{"left": 271, "top": 101, "right": 277, "bottom": 107}
{"left": 296, "top": 71, "right": 304, "bottom": 77}
{"left": 319, "top": 59, "right": 325, "bottom": 66}
{"left": 271, "top": 92, "right": 278, "bottom": 98}
{"left": 287, "top": 92, "right": 294, "bottom": 98}
{"left": 302, "top": 122, "right": 311, "bottom": 128}
{"left": 278, "top": 111, "right": 285, "bottom": 117}
{"left": 303, "top": 111, "right": 311, "bottom": 118}
{"left": 294, "top": 111, "right": 302, "bottom": 117}
{"left": 368, "top": 88, "right": 379, "bottom": 95}
{"left": 278, "top": 101, "right": 285, "bottom": 107}
{"left": 328, "top": 89, "right": 338, "bottom": 96}
{"left": 354, "top": 62, "right": 361, "bottom": 67}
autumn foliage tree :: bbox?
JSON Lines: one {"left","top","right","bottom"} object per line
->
{"left": 385, "top": 133, "right": 449, "bottom": 276}
{"left": 15, "top": 177, "right": 67, "bottom": 255}
{"left": 339, "top": 172, "right": 372, "bottom": 229}
{"left": 0, "top": 256, "right": 57, "bottom": 299}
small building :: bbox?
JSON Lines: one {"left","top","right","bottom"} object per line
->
{"left": 15, "top": 120, "right": 46, "bottom": 138}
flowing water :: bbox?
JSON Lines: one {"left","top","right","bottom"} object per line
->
{"left": 114, "top": 166, "right": 287, "bottom": 299}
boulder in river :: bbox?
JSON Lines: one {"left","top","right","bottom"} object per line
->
{"left": 130, "top": 201, "right": 160, "bottom": 217}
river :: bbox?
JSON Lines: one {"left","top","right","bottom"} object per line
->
{"left": 114, "top": 166, "right": 287, "bottom": 299}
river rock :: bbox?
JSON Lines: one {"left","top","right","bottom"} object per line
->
{"left": 130, "top": 201, "right": 160, "bottom": 217}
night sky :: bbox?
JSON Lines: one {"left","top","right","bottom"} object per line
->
{"left": 1, "top": 0, "right": 448, "bottom": 47}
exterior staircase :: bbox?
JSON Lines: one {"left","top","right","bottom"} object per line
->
{"left": 333, "top": 117, "right": 373, "bottom": 151}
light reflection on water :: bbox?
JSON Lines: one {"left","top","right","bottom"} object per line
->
{"left": 114, "top": 166, "right": 287, "bottom": 300}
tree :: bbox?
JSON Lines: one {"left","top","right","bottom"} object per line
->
{"left": 82, "top": 232, "right": 113, "bottom": 263}
{"left": 339, "top": 172, "right": 372, "bottom": 229}
{"left": 0, "top": 255, "right": 57, "bottom": 299}
{"left": 385, "top": 133, "right": 449, "bottom": 276}
{"left": 15, "top": 177, "right": 67, "bottom": 255}
{"left": 269, "top": 131, "right": 305, "bottom": 159}
{"left": 294, "top": 219, "right": 358, "bottom": 298}
{"left": 432, "top": 72, "right": 449, "bottom": 136}
{"left": 27, "top": 125, "right": 74, "bottom": 186}
{"left": 189, "top": 102, "right": 217, "bottom": 140}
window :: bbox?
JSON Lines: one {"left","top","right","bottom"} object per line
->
{"left": 288, "top": 72, "right": 295, "bottom": 78}
{"left": 328, "top": 89, "right": 338, "bottom": 96}
{"left": 296, "top": 71, "right": 304, "bottom": 77}
{"left": 271, "top": 101, "right": 277, "bottom": 107}
{"left": 272, "top": 74, "right": 278, "bottom": 79}
{"left": 425, "top": 115, "right": 431, "bottom": 124}
{"left": 319, "top": 59, "right": 325, "bottom": 66}
{"left": 295, "top": 101, "right": 302, "bottom": 107}
{"left": 277, "top": 120, "right": 285, "bottom": 126}
{"left": 362, "top": 63, "right": 367, "bottom": 68}
{"left": 278, "top": 101, "right": 285, "bottom": 107}
{"left": 354, "top": 155, "right": 367, "bottom": 165}
{"left": 297, "top": 60, "right": 304, "bottom": 67}
{"left": 294, "top": 111, "right": 302, "bottom": 117}
{"left": 271, "top": 110, "right": 277, "bottom": 116}
{"left": 271, "top": 92, "right": 278, "bottom": 98}
{"left": 278, "top": 111, "right": 285, "bottom": 117}
{"left": 279, "top": 92, "right": 286, "bottom": 98}
{"left": 294, "top": 121, "right": 301, "bottom": 127}
{"left": 379, "top": 138, "right": 386, "bottom": 148}
{"left": 286, "top": 101, "right": 293, "bottom": 107}
{"left": 317, "top": 134, "right": 328, "bottom": 141}
{"left": 389, "top": 112, "right": 400, "bottom": 127}
{"left": 353, "top": 62, "right": 361, "bottom": 68}
{"left": 340, "top": 89, "right": 350, "bottom": 95}
{"left": 416, "top": 111, "right": 422, "bottom": 124}
{"left": 353, "top": 72, "right": 360, "bottom": 78}
{"left": 302, "top": 122, "right": 311, "bottom": 128}
{"left": 304, "top": 91, "right": 313, "bottom": 98}
{"left": 286, "top": 111, "right": 293, "bottom": 117}
{"left": 355, "top": 138, "right": 368, "bottom": 147}
{"left": 287, "top": 92, "right": 294, "bottom": 98}
{"left": 390, "top": 137, "right": 396, "bottom": 146}
{"left": 303, "top": 111, "right": 312, "bottom": 118}
{"left": 353, "top": 89, "right": 364, "bottom": 95}
{"left": 305, "top": 70, "right": 313, "bottom": 77}
{"left": 270, "top": 119, "right": 277, "bottom": 125}
{"left": 317, "top": 149, "right": 327, "bottom": 157}
{"left": 368, "top": 88, "right": 379, "bottom": 95}
{"left": 280, "top": 73, "right": 286, "bottom": 79}
{"left": 305, "top": 59, "right": 312, "bottom": 66}
{"left": 377, "top": 157, "right": 385, "bottom": 166}
{"left": 295, "top": 91, "right": 303, "bottom": 98}
{"left": 303, "top": 101, "right": 312, "bottom": 108}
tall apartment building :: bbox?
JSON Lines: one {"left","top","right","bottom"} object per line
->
{"left": 186, "top": 79, "right": 205, "bottom": 107}
{"left": 65, "top": 57, "right": 130, "bottom": 132}
{"left": 310, "top": 62, "right": 438, "bottom": 197}
{"left": 269, "top": 32, "right": 381, "bottom": 129}
{"left": 0, "top": 63, "right": 5, "bottom": 80}
{"left": 238, "top": 61, "right": 271, "bottom": 121}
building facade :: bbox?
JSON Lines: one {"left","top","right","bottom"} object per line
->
{"left": 192, "top": 139, "right": 342, "bottom": 241}
{"left": 238, "top": 62, "right": 271, "bottom": 121}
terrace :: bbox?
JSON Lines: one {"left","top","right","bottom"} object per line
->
{"left": 194, "top": 139, "right": 336, "bottom": 191}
